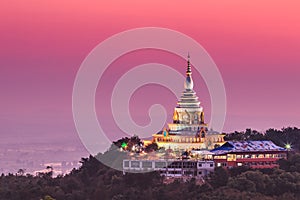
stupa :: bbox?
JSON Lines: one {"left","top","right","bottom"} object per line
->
{"left": 150, "top": 55, "right": 225, "bottom": 150}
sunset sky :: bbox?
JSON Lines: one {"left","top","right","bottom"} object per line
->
{"left": 1, "top": 1, "right": 299, "bottom": 144}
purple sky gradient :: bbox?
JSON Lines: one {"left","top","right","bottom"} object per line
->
{"left": 1, "top": 1, "right": 300, "bottom": 145}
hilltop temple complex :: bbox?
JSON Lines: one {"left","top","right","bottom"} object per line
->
{"left": 123, "top": 56, "right": 288, "bottom": 177}
{"left": 123, "top": 56, "right": 288, "bottom": 178}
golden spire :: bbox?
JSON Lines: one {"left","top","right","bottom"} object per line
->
{"left": 200, "top": 111, "right": 205, "bottom": 124}
{"left": 173, "top": 110, "right": 179, "bottom": 123}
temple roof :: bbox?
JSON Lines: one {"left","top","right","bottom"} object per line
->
{"left": 211, "top": 140, "right": 286, "bottom": 155}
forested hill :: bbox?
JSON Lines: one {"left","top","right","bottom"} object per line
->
{"left": 0, "top": 127, "right": 300, "bottom": 200}
{"left": 1, "top": 153, "right": 300, "bottom": 200}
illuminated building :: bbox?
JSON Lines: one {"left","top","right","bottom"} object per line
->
{"left": 150, "top": 56, "right": 225, "bottom": 150}
{"left": 211, "top": 140, "right": 287, "bottom": 168}
{"left": 122, "top": 58, "right": 288, "bottom": 177}
{"left": 123, "top": 159, "right": 215, "bottom": 178}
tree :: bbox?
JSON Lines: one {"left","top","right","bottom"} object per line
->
{"left": 225, "top": 129, "right": 264, "bottom": 141}
{"left": 17, "top": 168, "right": 25, "bottom": 176}
{"left": 145, "top": 142, "right": 158, "bottom": 153}
{"left": 208, "top": 167, "right": 229, "bottom": 188}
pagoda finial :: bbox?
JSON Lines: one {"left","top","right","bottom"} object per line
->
{"left": 184, "top": 52, "right": 194, "bottom": 90}
{"left": 186, "top": 52, "right": 191, "bottom": 74}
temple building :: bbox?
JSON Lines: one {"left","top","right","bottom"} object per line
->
{"left": 211, "top": 141, "right": 287, "bottom": 169}
{"left": 150, "top": 56, "right": 225, "bottom": 151}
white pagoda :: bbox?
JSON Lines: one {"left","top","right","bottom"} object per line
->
{"left": 151, "top": 56, "right": 225, "bottom": 150}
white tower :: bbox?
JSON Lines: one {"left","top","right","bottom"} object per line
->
{"left": 150, "top": 55, "right": 225, "bottom": 150}
{"left": 168, "top": 55, "right": 207, "bottom": 135}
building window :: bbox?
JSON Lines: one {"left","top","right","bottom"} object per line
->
{"left": 279, "top": 153, "right": 286, "bottom": 158}
{"left": 142, "top": 161, "right": 152, "bottom": 168}
{"left": 131, "top": 161, "right": 140, "bottom": 168}
{"left": 155, "top": 162, "right": 166, "bottom": 168}
{"left": 214, "top": 155, "right": 226, "bottom": 159}
{"left": 227, "top": 154, "right": 236, "bottom": 161}
{"left": 199, "top": 163, "right": 202, "bottom": 167}
{"left": 124, "top": 161, "right": 129, "bottom": 167}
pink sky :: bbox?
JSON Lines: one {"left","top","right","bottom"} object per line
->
{"left": 1, "top": 1, "right": 300, "bottom": 143}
